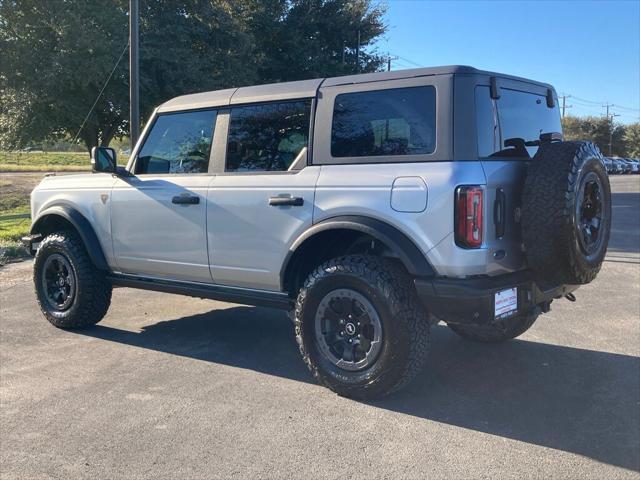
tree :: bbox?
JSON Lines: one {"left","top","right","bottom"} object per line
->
{"left": 623, "top": 123, "right": 640, "bottom": 158}
{"left": 561, "top": 115, "right": 629, "bottom": 157}
{"left": 0, "top": 0, "right": 130, "bottom": 151}
{"left": 0, "top": 0, "right": 387, "bottom": 152}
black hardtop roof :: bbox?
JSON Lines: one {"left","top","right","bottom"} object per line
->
{"left": 158, "top": 65, "right": 554, "bottom": 112}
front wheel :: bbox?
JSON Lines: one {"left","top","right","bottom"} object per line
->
{"left": 294, "top": 255, "right": 430, "bottom": 399}
{"left": 34, "top": 231, "right": 112, "bottom": 329}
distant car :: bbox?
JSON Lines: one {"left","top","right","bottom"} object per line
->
{"left": 20, "top": 146, "right": 43, "bottom": 152}
{"left": 603, "top": 157, "right": 614, "bottom": 174}
{"left": 627, "top": 158, "right": 639, "bottom": 174}
{"left": 608, "top": 158, "right": 620, "bottom": 174}
{"left": 621, "top": 159, "right": 634, "bottom": 174}
{"left": 613, "top": 158, "right": 627, "bottom": 174}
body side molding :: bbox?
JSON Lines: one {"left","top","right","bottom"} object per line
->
{"left": 280, "top": 215, "right": 436, "bottom": 291}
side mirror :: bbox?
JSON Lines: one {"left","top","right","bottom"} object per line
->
{"left": 91, "top": 146, "right": 117, "bottom": 173}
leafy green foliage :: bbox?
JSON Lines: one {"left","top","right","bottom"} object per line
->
{"left": 0, "top": 0, "right": 387, "bottom": 152}
{"left": 623, "top": 123, "right": 640, "bottom": 158}
{"left": 562, "top": 115, "right": 639, "bottom": 157}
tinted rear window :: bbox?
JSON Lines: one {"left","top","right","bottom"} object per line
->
{"left": 476, "top": 86, "right": 562, "bottom": 158}
{"left": 331, "top": 86, "right": 436, "bottom": 158}
{"left": 226, "top": 100, "right": 311, "bottom": 172}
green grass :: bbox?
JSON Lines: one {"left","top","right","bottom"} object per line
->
{"left": 0, "top": 205, "right": 30, "bottom": 242}
{"left": 0, "top": 151, "right": 90, "bottom": 172}
{"left": 0, "top": 175, "right": 32, "bottom": 262}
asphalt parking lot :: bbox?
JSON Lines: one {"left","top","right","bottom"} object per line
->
{"left": 1, "top": 176, "right": 639, "bottom": 479}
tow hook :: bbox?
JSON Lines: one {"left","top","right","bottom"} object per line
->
{"left": 565, "top": 292, "right": 577, "bottom": 302}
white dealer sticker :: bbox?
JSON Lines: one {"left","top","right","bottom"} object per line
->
{"left": 495, "top": 287, "right": 518, "bottom": 318}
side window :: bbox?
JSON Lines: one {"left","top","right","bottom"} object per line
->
{"left": 135, "top": 109, "right": 217, "bottom": 174}
{"left": 496, "top": 88, "right": 562, "bottom": 157}
{"left": 331, "top": 86, "right": 436, "bottom": 158}
{"left": 475, "top": 86, "right": 499, "bottom": 158}
{"left": 226, "top": 100, "right": 311, "bottom": 172}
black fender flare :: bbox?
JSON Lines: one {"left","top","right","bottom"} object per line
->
{"left": 31, "top": 205, "right": 109, "bottom": 271}
{"left": 281, "top": 215, "right": 435, "bottom": 290}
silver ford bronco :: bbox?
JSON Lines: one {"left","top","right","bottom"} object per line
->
{"left": 23, "top": 66, "right": 611, "bottom": 399}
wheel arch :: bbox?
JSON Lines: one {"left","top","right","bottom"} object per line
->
{"left": 280, "top": 215, "right": 435, "bottom": 294}
{"left": 31, "top": 206, "right": 109, "bottom": 271}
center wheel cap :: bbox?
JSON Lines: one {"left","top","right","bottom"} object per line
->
{"left": 345, "top": 322, "right": 356, "bottom": 335}
{"left": 314, "top": 288, "right": 383, "bottom": 372}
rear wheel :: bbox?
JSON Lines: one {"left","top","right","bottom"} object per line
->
{"left": 34, "top": 231, "right": 112, "bottom": 329}
{"left": 294, "top": 255, "right": 430, "bottom": 399}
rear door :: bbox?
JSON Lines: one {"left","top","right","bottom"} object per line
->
{"left": 207, "top": 99, "right": 319, "bottom": 291}
{"left": 475, "top": 80, "right": 562, "bottom": 271}
{"left": 110, "top": 109, "right": 217, "bottom": 283}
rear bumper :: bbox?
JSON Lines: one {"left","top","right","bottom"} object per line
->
{"left": 415, "top": 270, "right": 579, "bottom": 325}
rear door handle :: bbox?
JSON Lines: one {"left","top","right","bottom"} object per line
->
{"left": 268, "top": 195, "right": 304, "bottom": 207}
{"left": 172, "top": 195, "right": 200, "bottom": 205}
{"left": 494, "top": 188, "right": 506, "bottom": 238}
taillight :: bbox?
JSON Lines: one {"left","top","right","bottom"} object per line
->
{"left": 455, "top": 186, "right": 483, "bottom": 248}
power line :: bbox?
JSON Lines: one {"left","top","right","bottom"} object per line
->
{"left": 71, "top": 41, "right": 129, "bottom": 147}
{"left": 389, "top": 54, "right": 422, "bottom": 68}
{"left": 612, "top": 104, "right": 640, "bottom": 112}
{"left": 571, "top": 95, "right": 603, "bottom": 105}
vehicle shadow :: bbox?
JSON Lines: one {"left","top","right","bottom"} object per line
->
{"left": 83, "top": 306, "right": 640, "bottom": 472}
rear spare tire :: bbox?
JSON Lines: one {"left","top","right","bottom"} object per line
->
{"left": 522, "top": 141, "right": 611, "bottom": 285}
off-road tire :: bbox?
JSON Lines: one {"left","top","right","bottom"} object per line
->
{"left": 522, "top": 141, "right": 611, "bottom": 285}
{"left": 447, "top": 308, "right": 540, "bottom": 343}
{"left": 34, "top": 231, "right": 112, "bottom": 329}
{"left": 294, "top": 255, "right": 430, "bottom": 399}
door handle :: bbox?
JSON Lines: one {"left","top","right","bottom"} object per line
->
{"left": 268, "top": 195, "right": 304, "bottom": 207}
{"left": 494, "top": 188, "right": 506, "bottom": 239}
{"left": 172, "top": 195, "right": 200, "bottom": 205}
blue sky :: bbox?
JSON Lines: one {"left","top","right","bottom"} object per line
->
{"left": 379, "top": 0, "right": 640, "bottom": 123}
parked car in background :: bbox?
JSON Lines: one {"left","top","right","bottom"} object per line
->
{"left": 625, "top": 158, "right": 639, "bottom": 174}
{"left": 623, "top": 158, "right": 634, "bottom": 174}
{"left": 613, "top": 158, "right": 626, "bottom": 174}
{"left": 603, "top": 157, "right": 614, "bottom": 174}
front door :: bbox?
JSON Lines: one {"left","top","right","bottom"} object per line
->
{"left": 207, "top": 99, "right": 319, "bottom": 291}
{"left": 111, "top": 109, "right": 218, "bottom": 283}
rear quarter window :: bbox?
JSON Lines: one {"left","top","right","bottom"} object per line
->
{"left": 331, "top": 86, "right": 436, "bottom": 158}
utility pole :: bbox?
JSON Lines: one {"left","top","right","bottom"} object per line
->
{"left": 129, "top": 0, "right": 140, "bottom": 147}
{"left": 559, "top": 94, "right": 572, "bottom": 118}
{"left": 603, "top": 103, "right": 621, "bottom": 156}
{"left": 355, "top": 28, "right": 361, "bottom": 73}
{"left": 386, "top": 53, "right": 399, "bottom": 71}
